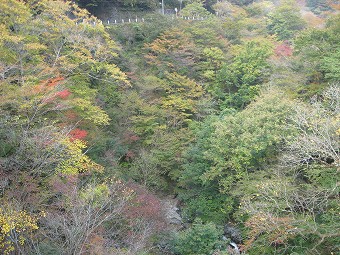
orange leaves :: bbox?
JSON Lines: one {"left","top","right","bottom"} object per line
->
{"left": 32, "top": 76, "right": 66, "bottom": 95}
{"left": 329, "top": 1, "right": 340, "bottom": 10}
{"left": 47, "top": 76, "right": 65, "bottom": 87}
{"left": 243, "top": 212, "right": 296, "bottom": 252}
{"left": 144, "top": 29, "right": 197, "bottom": 72}
{"left": 69, "top": 128, "right": 88, "bottom": 141}
{"left": 302, "top": 12, "right": 325, "bottom": 28}
{"left": 30, "top": 77, "right": 74, "bottom": 111}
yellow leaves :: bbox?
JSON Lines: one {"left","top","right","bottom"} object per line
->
{"left": 165, "top": 72, "right": 204, "bottom": 99}
{"left": 158, "top": 72, "right": 205, "bottom": 126}
{"left": 80, "top": 183, "right": 110, "bottom": 205}
{"left": 202, "top": 70, "right": 216, "bottom": 81}
{"left": 0, "top": 207, "right": 42, "bottom": 255}
{"left": 98, "top": 63, "right": 130, "bottom": 86}
{"left": 1, "top": 34, "right": 25, "bottom": 44}
{"left": 162, "top": 95, "right": 195, "bottom": 115}
{"left": 0, "top": 0, "right": 128, "bottom": 132}
{"left": 72, "top": 98, "right": 110, "bottom": 126}
{"left": 18, "top": 236, "right": 25, "bottom": 246}
{"left": 109, "top": 65, "right": 130, "bottom": 85}
{"left": 0, "top": 24, "right": 8, "bottom": 40}
{"left": 24, "top": 42, "right": 47, "bottom": 51}
{"left": 56, "top": 138, "right": 104, "bottom": 174}
{"left": 0, "top": 0, "right": 30, "bottom": 26}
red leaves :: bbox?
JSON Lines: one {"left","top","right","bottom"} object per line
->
{"left": 69, "top": 128, "right": 88, "bottom": 141}
{"left": 274, "top": 42, "right": 293, "bottom": 57}
{"left": 125, "top": 150, "right": 135, "bottom": 160}
{"left": 121, "top": 132, "right": 139, "bottom": 161}
{"left": 123, "top": 132, "right": 140, "bottom": 144}
{"left": 56, "top": 89, "right": 71, "bottom": 99}
{"left": 33, "top": 76, "right": 72, "bottom": 105}
{"left": 124, "top": 183, "right": 166, "bottom": 231}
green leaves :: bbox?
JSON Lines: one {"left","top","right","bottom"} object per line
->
{"left": 179, "top": 2, "right": 211, "bottom": 17}
{"left": 216, "top": 39, "right": 273, "bottom": 109}
{"left": 294, "top": 15, "right": 340, "bottom": 83}
{"left": 267, "top": 1, "right": 306, "bottom": 40}
{"left": 321, "top": 49, "right": 340, "bottom": 81}
{"left": 202, "top": 89, "right": 294, "bottom": 192}
{"left": 172, "top": 219, "right": 225, "bottom": 255}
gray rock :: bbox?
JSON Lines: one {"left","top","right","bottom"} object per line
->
{"left": 229, "top": 242, "right": 240, "bottom": 254}
{"left": 162, "top": 199, "right": 183, "bottom": 226}
{"left": 224, "top": 224, "right": 243, "bottom": 244}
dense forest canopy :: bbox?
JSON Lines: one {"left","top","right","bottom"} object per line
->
{"left": 0, "top": 0, "right": 339, "bottom": 254}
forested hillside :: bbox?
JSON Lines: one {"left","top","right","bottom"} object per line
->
{"left": 0, "top": 0, "right": 339, "bottom": 254}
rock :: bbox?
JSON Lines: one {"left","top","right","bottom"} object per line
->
{"left": 229, "top": 242, "right": 240, "bottom": 254}
{"left": 224, "top": 224, "right": 243, "bottom": 244}
{"left": 162, "top": 198, "right": 183, "bottom": 226}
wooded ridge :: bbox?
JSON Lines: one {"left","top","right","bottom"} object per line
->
{"left": 0, "top": 0, "right": 339, "bottom": 254}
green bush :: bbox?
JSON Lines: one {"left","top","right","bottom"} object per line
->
{"left": 172, "top": 219, "right": 226, "bottom": 255}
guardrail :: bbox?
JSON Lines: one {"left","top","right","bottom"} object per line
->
{"left": 78, "top": 15, "right": 210, "bottom": 26}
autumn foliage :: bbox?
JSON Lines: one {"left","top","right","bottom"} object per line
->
{"left": 69, "top": 128, "right": 88, "bottom": 141}
{"left": 0, "top": 0, "right": 339, "bottom": 254}
{"left": 274, "top": 42, "right": 293, "bottom": 57}
{"left": 124, "top": 183, "right": 166, "bottom": 232}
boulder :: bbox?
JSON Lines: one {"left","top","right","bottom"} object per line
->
{"left": 224, "top": 224, "right": 243, "bottom": 244}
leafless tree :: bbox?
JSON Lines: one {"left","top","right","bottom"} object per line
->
{"left": 38, "top": 180, "right": 132, "bottom": 255}
{"left": 239, "top": 171, "right": 339, "bottom": 253}
{"left": 281, "top": 84, "right": 340, "bottom": 167}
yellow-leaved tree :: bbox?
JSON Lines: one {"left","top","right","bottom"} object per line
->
{"left": 0, "top": 207, "right": 43, "bottom": 255}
